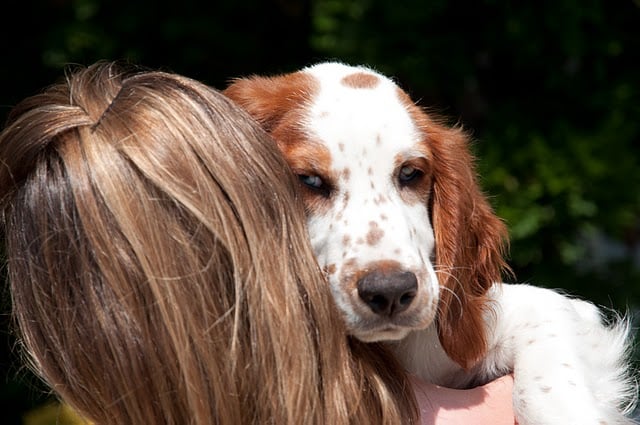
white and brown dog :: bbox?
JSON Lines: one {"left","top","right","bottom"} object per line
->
{"left": 224, "top": 62, "right": 637, "bottom": 424}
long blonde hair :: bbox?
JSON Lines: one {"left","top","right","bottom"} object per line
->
{"left": 0, "top": 62, "right": 417, "bottom": 424}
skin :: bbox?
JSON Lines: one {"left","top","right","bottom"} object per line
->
{"left": 412, "top": 375, "right": 517, "bottom": 425}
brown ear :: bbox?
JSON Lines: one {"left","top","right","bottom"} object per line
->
{"left": 223, "top": 71, "right": 317, "bottom": 150}
{"left": 426, "top": 118, "right": 510, "bottom": 370}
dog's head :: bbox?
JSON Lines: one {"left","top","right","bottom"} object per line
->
{"left": 224, "top": 62, "right": 508, "bottom": 368}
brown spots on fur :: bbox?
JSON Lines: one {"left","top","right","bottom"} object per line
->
{"left": 341, "top": 168, "right": 351, "bottom": 181}
{"left": 338, "top": 143, "right": 345, "bottom": 152}
{"left": 394, "top": 81, "right": 509, "bottom": 366}
{"left": 341, "top": 72, "right": 380, "bottom": 89}
{"left": 346, "top": 259, "right": 405, "bottom": 291}
{"left": 380, "top": 213, "right": 388, "bottom": 221}
{"left": 339, "top": 258, "right": 358, "bottom": 288}
{"left": 373, "top": 193, "right": 387, "bottom": 205}
{"left": 229, "top": 67, "right": 510, "bottom": 371}
{"left": 338, "top": 192, "right": 350, "bottom": 213}
{"left": 343, "top": 235, "right": 351, "bottom": 247}
{"left": 366, "top": 221, "right": 384, "bottom": 246}
{"left": 540, "top": 386, "right": 552, "bottom": 393}
{"left": 325, "top": 264, "right": 337, "bottom": 275}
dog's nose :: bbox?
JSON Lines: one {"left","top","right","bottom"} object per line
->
{"left": 357, "top": 270, "right": 418, "bottom": 317}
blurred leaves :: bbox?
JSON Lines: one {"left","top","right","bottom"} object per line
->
{"left": 1, "top": 0, "right": 639, "bottom": 421}
{"left": 23, "top": 402, "right": 90, "bottom": 425}
{"left": 310, "top": 0, "right": 640, "bottom": 306}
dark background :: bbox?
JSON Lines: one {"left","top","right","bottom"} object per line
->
{"left": 1, "top": 0, "right": 639, "bottom": 423}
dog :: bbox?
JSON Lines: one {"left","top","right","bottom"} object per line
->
{"left": 224, "top": 62, "right": 637, "bottom": 424}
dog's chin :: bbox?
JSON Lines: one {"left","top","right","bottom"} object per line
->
{"left": 352, "top": 326, "right": 412, "bottom": 343}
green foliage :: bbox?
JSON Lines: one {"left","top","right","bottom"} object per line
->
{"left": 0, "top": 0, "right": 638, "bottom": 420}
{"left": 23, "top": 402, "right": 90, "bottom": 425}
{"left": 310, "top": 0, "right": 640, "bottom": 307}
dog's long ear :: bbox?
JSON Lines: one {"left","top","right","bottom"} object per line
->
{"left": 395, "top": 90, "right": 511, "bottom": 369}
{"left": 426, "top": 119, "right": 510, "bottom": 369}
{"left": 223, "top": 72, "right": 317, "bottom": 150}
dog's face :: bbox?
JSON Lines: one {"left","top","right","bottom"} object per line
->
{"left": 289, "top": 65, "right": 439, "bottom": 342}
{"left": 225, "top": 62, "right": 508, "bottom": 368}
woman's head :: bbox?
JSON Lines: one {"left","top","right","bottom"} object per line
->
{"left": 0, "top": 62, "right": 416, "bottom": 424}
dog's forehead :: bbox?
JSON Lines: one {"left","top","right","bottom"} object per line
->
{"left": 303, "top": 63, "right": 423, "bottom": 162}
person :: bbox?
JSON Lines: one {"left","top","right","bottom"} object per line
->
{"left": 412, "top": 375, "right": 516, "bottom": 424}
{"left": 0, "top": 61, "right": 516, "bottom": 424}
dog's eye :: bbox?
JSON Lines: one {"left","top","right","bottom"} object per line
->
{"left": 299, "top": 174, "right": 324, "bottom": 189}
{"left": 297, "top": 173, "right": 333, "bottom": 198}
{"left": 399, "top": 165, "right": 422, "bottom": 183}
{"left": 299, "top": 174, "right": 323, "bottom": 188}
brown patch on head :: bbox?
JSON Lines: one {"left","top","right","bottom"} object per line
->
{"left": 366, "top": 221, "right": 384, "bottom": 246}
{"left": 224, "top": 71, "right": 317, "bottom": 140}
{"left": 225, "top": 72, "right": 338, "bottom": 216}
{"left": 341, "top": 72, "right": 380, "bottom": 89}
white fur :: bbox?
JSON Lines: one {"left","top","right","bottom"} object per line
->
{"left": 395, "top": 284, "right": 637, "bottom": 424}
{"left": 304, "top": 63, "right": 439, "bottom": 341}
{"left": 302, "top": 63, "right": 638, "bottom": 424}
{"left": 229, "top": 61, "right": 638, "bottom": 424}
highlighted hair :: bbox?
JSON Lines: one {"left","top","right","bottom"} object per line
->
{"left": 0, "top": 62, "right": 416, "bottom": 424}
